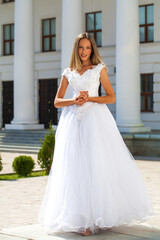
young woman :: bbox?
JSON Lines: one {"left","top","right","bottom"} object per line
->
{"left": 38, "top": 32, "right": 154, "bottom": 236}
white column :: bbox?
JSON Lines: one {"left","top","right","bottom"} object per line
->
{"left": 61, "top": 0, "right": 82, "bottom": 98}
{"left": 116, "top": 0, "right": 150, "bottom": 133}
{"left": 6, "top": 0, "right": 43, "bottom": 130}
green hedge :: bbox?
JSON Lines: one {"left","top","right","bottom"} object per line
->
{"left": 12, "top": 155, "right": 35, "bottom": 176}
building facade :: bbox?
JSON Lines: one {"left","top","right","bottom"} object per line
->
{"left": 0, "top": 0, "right": 159, "bottom": 131}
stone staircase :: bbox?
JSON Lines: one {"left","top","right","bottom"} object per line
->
{"left": 0, "top": 129, "right": 160, "bottom": 158}
{"left": 0, "top": 130, "right": 50, "bottom": 153}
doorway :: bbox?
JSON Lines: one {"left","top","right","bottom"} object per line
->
{"left": 39, "top": 79, "right": 58, "bottom": 128}
{"left": 2, "top": 81, "right": 14, "bottom": 127}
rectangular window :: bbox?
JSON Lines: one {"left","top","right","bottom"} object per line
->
{"left": 3, "top": 24, "right": 14, "bottom": 55}
{"left": 42, "top": 18, "right": 56, "bottom": 52}
{"left": 139, "top": 4, "right": 154, "bottom": 43}
{"left": 86, "top": 11, "right": 102, "bottom": 47}
{"left": 3, "top": 0, "right": 14, "bottom": 3}
{"left": 141, "top": 74, "right": 153, "bottom": 112}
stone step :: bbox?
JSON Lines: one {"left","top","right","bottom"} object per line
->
{"left": 0, "top": 130, "right": 51, "bottom": 153}
{"left": 0, "top": 144, "right": 40, "bottom": 149}
{"left": 0, "top": 129, "right": 50, "bottom": 133}
{"left": 0, "top": 134, "right": 47, "bottom": 138}
{"left": 0, "top": 134, "right": 48, "bottom": 138}
{"left": 0, "top": 139, "right": 43, "bottom": 144}
{"left": 0, "top": 144, "right": 40, "bottom": 153}
{"left": 0, "top": 147, "right": 39, "bottom": 154}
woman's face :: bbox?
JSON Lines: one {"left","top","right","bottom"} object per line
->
{"left": 78, "top": 38, "right": 92, "bottom": 63}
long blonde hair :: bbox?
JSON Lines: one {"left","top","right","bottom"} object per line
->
{"left": 69, "top": 32, "right": 106, "bottom": 71}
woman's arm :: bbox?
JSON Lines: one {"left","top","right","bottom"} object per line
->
{"left": 54, "top": 76, "right": 76, "bottom": 108}
{"left": 54, "top": 76, "right": 88, "bottom": 108}
{"left": 87, "top": 67, "right": 116, "bottom": 104}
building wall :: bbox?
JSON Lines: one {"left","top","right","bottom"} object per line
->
{"left": 82, "top": 0, "right": 116, "bottom": 47}
{"left": 139, "top": 0, "right": 160, "bottom": 129}
{"left": 0, "top": 2, "right": 14, "bottom": 126}
{"left": 0, "top": 0, "right": 159, "bottom": 129}
{"left": 34, "top": 0, "right": 62, "bottom": 52}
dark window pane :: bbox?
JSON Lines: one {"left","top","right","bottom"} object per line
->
{"left": 43, "top": 20, "right": 50, "bottom": 36}
{"left": 141, "top": 95, "right": 145, "bottom": 111}
{"left": 51, "top": 19, "right": 56, "bottom": 35}
{"left": 140, "top": 27, "right": 145, "bottom": 42}
{"left": 139, "top": 7, "right": 145, "bottom": 25}
{"left": 89, "top": 32, "right": 94, "bottom": 38}
{"left": 147, "top": 5, "right": 154, "bottom": 24}
{"left": 4, "top": 0, "right": 15, "bottom": 2}
{"left": 141, "top": 75, "right": 146, "bottom": 92}
{"left": 42, "top": 18, "right": 56, "bottom": 52}
{"left": 5, "top": 42, "right": 10, "bottom": 54}
{"left": 147, "top": 26, "right": 154, "bottom": 41}
{"left": 95, "top": 12, "right": 102, "bottom": 30}
{"left": 51, "top": 37, "right": 56, "bottom": 50}
{"left": 4, "top": 25, "right": 10, "bottom": 40}
{"left": 12, "top": 41, "right": 14, "bottom": 54}
{"left": 96, "top": 32, "right": 102, "bottom": 46}
{"left": 141, "top": 74, "right": 153, "bottom": 112}
{"left": 11, "top": 24, "right": 14, "bottom": 40}
{"left": 147, "top": 75, "right": 153, "bottom": 92}
{"left": 87, "top": 14, "right": 94, "bottom": 31}
{"left": 147, "top": 95, "right": 153, "bottom": 111}
{"left": 44, "top": 38, "right": 50, "bottom": 51}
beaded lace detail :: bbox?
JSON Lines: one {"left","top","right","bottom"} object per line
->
{"left": 62, "top": 63, "right": 107, "bottom": 119}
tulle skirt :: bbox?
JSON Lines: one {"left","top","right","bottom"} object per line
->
{"left": 38, "top": 103, "right": 154, "bottom": 235}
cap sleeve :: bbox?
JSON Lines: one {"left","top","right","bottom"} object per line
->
{"left": 61, "top": 68, "right": 71, "bottom": 81}
{"left": 97, "top": 63, "right": 108, "bottom": 73}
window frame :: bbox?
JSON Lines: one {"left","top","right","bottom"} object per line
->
{"left": 3, "top": 0, "right": 14, "bottom": 3}
{"left": 3, "top": 23, "right": 14, "bottom": 56}
{"left": 85, "top": 11, "right": 102, "bottom": 47}
{"left": 141, "top": 73, "right": 154, "bottom": 112}
{"left": 42, "top": 17, "right": 56, "bottom": 52}
{"left": 139, "top": 4, "right": 154, "bottom": 43}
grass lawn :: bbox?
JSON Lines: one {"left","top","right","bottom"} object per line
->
{"left": 0, "top": 170, "right": 46, "bottom": 180}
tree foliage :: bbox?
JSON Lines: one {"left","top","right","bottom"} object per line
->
{"left": 37, "top": 124, "right": 55, "bottom": 175}
{"left": 0, "top": 154, "right": 2, "bottom": 172}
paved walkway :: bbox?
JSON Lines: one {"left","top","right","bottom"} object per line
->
{"left": 0, "top": 152, "right": 160, "bottom": 239}
{"left": 0, "top": 152, "right": 41, "bottom": 174}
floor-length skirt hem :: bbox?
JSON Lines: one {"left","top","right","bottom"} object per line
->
{"left": 39, "top": 212, "right": 154, "bottom": 235}
{"left": 38, "top": 104, "right": 154, "bottom": 236}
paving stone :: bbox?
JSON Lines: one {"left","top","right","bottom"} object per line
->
{"left": 0, "top": 152, "right": 41, "bottom": 174}
{"left": 0, "top": 152, "right": 160, "bottom": 239}
{"left": 111, "top": 224, "right": 160, "bottom": 239}
{"left": 0, "top": 234, "right": 25, "bottom": 240}
{"left": 0, "top": 224, "right": 160, "bottom": 240}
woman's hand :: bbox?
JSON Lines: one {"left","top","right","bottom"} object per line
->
{"left": 74, "top": 91, "right": 89, "bottom": 106}
{"left": 78, "top": 91, "right": 89, "bottom": 101}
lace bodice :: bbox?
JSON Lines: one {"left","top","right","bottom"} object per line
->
{"left": 62, "top": 63, "right": 107, "bottom": 119}
{"left": 62, "top": 63, "right": 106, "bottom": 97}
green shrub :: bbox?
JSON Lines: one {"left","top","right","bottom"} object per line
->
{"left": 0, "top": 154, "right": 2, "bottom": 172}
{"left": 37, "top": 124, "right": 55, "bottom": 175}
{"left": 12, "top": 155, "right": 35, "bottom": 176}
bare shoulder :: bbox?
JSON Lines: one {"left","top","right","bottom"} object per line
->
{"left": 100, "top": 66, "right": 108, "bottom": 78}
{"left": 61, "top": 75, "right": 69, "bottom": 84}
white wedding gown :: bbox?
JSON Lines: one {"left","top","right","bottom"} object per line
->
{"left": 38, "top": 63, "right": 154, "bottom": 235}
